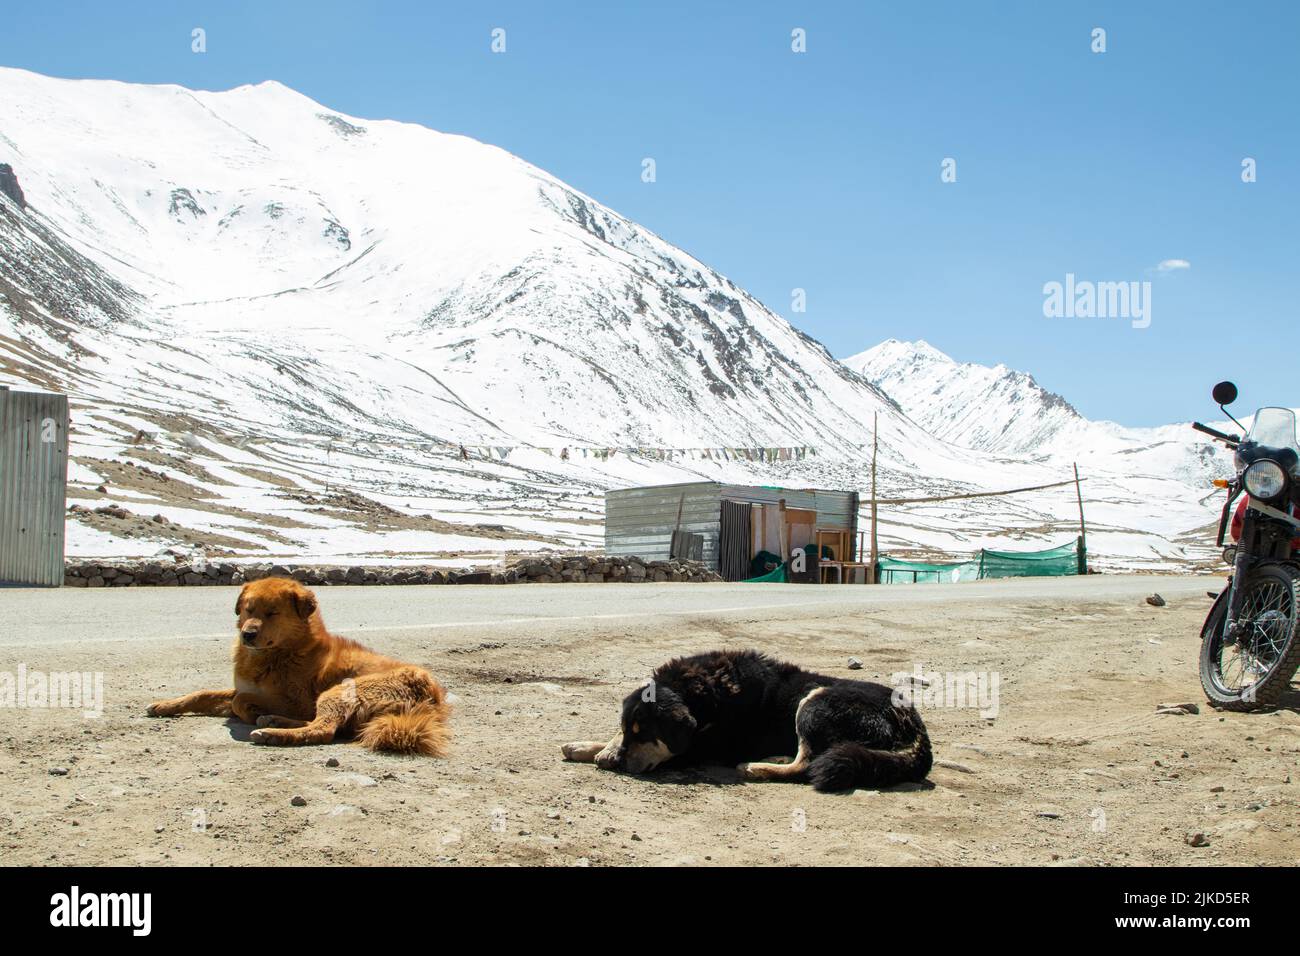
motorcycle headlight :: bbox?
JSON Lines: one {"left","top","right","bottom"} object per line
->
{"left": 1244, "top": 459, "right": 1288, "bottom": 500}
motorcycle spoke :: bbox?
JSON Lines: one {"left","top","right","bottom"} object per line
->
{"left": 1217, "top": 576, "right": 1297, "bottom": 693}
{"left": 1220, "top": 646, "right": 1248, "bottom": 690}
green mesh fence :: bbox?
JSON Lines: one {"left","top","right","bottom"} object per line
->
{"left": 743, "top": 563, "right": 788, "bottom": 583}
{"left": 877, "top": 557, "right": 980, "bottom": 584}
{"left": 878, "top": 539, "right": 1084, "bottom": 584}
{"left": 979, "top": 541, "right": 1085, "bottom": 577}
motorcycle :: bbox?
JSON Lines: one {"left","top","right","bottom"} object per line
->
{"left": 1193, "top": 382, "right": 1300, "bottom": 709}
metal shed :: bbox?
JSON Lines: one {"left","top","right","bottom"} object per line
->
{"left": 605, "top": 481, "right": 860, "bottom": 581}
{"left": 0, "top": 387, "right": 70, "bottom": 587}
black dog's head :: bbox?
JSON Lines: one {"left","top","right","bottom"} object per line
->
{"left": 615, "top": 682, "right": 698, "bottom": 774}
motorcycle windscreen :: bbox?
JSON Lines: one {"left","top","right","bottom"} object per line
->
{"left": 1247, "top": 407, "right": 1300, "bottom": 461}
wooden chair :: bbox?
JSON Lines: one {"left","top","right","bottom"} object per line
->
{"left": 839, "top": 562, "right": 871, "bottom": 584}
{"left": 816, "top": 529, "right": 848, "bottom": 584}
{"left": 816, "top": 528, "right": 873, "bottom": 584}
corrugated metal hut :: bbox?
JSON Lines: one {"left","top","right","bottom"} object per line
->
{"left": 605, "top": 481, "right": 860, "bottom": 581}
{"left": 0, "top": 387, "right": 70, "bottom": 587}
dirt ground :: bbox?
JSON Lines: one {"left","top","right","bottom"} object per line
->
{"left": 2, "top": 579, "right": 1298, "bottom": 866}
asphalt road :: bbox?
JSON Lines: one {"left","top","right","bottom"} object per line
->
{"left": 0, "top": 574, "right": 1216, "bottom": 648}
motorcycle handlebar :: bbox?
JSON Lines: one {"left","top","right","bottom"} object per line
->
{"left": 1192, "top": 421, "right": 1239, "bottom": 446}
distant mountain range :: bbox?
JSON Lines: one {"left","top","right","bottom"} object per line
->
{"left": 0, "top": 68, "right": 1240, "bottom": 570}
{"left": 844, "top": 339, "right": 1084, "bottom": 456}
{"left": 844, "top": 338, "right": 1234, "bottom": 488}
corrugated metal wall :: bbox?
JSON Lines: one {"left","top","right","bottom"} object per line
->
{"left": 0, "top": 388, "right": 70, "bottom": 587}
{"left": 605, "top": 481, "right": 722, "bottom": 568}
{"left": 809, "top": 489, "right": 861, "bottom": 538}
{"left": 720, "top": 484, "right": 816, "bottom": 512}
{"left": 605, "top": 482, "right": 860, "bottom": 569}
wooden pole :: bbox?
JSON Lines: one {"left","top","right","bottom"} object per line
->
{"left": 778, "top": 498, "right": 788, "bottom": 569}
{"left": 670, "top": 492, "right": 685, "bottom": 560}
{"left": 1074, "top": 462, "right": 1087, "bottom": 574}
{"left": 869, "top": 412, "right": 879, "bottom": 583}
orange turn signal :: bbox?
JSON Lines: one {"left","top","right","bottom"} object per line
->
{"left": 1213, "top": 479, "right": 1230, "bottom": 488}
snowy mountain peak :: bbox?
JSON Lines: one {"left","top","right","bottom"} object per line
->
{"left": 902, "top": 339, "right": 953, "bottom": 363}
{"left": 842, "top": 336, "right": 1238, "bottom": 516}
{"left": 843, "top": 339, "right": 1082, "bottom": 456}
{"left": 0, "top": 67, "right": 945, "bottom": 457}
{"left": 853, "top": 338, "right": 958, "bottom": 375}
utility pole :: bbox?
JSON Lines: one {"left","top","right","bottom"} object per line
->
{"left": 869, "top": 412, "right": 879, "bottom": 583}
{"left": 1074, "top": 462, "right": 1087, "bottom": 574}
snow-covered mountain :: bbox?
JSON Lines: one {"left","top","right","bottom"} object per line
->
{"left": 845, "top": 339, "right": 1233, "bottom": 490}
{"left": 844, "top": 339, "right": 1083, "bottom": 456}
{"left": 0, "top": 68, "right": 1231, "bottom": 571}
{"left": 0, "top": 66, "right": 916, "bottom": 452}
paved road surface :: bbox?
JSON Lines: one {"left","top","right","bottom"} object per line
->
{"left": 0, "top": 574, "right": 1216, "bottom": 648}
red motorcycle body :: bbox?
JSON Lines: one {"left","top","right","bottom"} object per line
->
{"left": 1230, "top": 497, "right": 1300, "bottom": 550}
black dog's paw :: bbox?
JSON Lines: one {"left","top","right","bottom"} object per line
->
{"left": 594, "top": 744, "right": 626, "bottom": 771}
{"left": 560, "top": 741, "right": 605, "bottom": 762}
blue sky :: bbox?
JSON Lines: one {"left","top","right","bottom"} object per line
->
{"left": 2, "top": 1, "right": 1297, "bottom": 425}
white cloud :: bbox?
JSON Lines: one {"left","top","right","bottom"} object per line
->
{"left": 1156, "top": 259, "right": 1191, "bottom": 272}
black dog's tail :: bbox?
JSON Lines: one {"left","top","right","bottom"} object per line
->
{"left": 807, "top": 728, "right": 933, "bottom": 793}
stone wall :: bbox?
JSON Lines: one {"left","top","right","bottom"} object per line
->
{"left": 60, "top": 553, "right": 721, "bottom": 588}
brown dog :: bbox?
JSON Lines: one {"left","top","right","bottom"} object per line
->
{"left": 146, "top": 577, "right": 451, "bottom": 756}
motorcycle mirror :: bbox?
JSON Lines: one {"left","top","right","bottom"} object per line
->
{"left": 1212, "top": 381, "right": 1238, "bottom": 406}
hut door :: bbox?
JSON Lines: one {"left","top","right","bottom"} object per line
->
{"left": 718, "top": 499, "right": 752, "bottom": 581}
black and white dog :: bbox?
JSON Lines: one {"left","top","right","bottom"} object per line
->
{"left": 562, "top": 650, "right": 932, "bottom": 792}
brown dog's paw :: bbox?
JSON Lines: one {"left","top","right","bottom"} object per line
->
{"left": 146, "top": 702, "right": 173, "bottom": 717}
{"left": 256, "top": 714, "right": 308, "bottom": 729}
{"left": 248, "top": 728, "right": 276, "bottom": 745}
{"left": 231, "top": 704, "right": 265, "bottom": 725}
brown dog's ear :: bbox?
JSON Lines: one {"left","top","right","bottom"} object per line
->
{"left": 291, "top": 587, "right": 318, "bottom": 620}
{"left": 235, "top": 585, "right": 248, "bottom": 617}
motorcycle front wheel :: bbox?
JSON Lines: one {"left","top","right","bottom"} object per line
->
{"left": 1200, "top": 562, "right": 1300, "bottom": 710}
